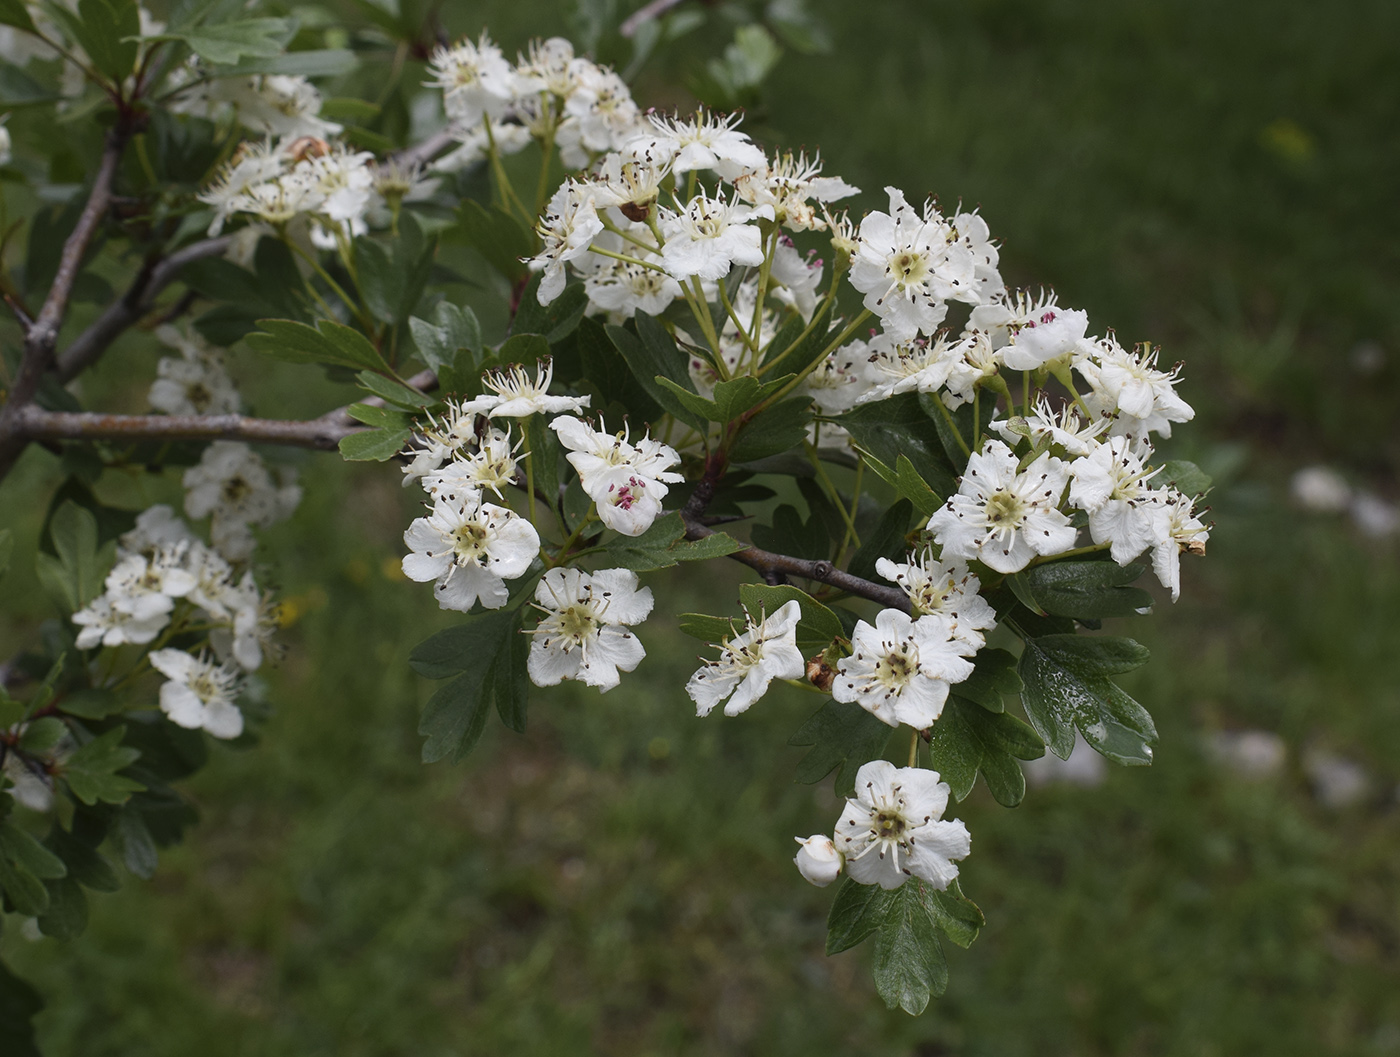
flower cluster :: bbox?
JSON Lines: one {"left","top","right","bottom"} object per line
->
{"left": 70, "top": 504, "right": 282, "bottom": 740}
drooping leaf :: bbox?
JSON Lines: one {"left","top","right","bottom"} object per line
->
{"left": 246, "top": 318, "right": 390, "bottom": 373}
{"left": 872, "top": 880, "right": 949, "bottom": 1014}
{"left": 1020, "top": 560, "right": 1154, "bottom": 619}
{"left": 1018, "top": 634, "right": 1155, "bottom": 764}
{"left": 926, "top": 697, "right": 1044, "bottom": 806}
{"left": 952, "top": 647, "right": 1021, "bottom": 712}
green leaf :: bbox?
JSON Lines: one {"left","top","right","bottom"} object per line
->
{"left": 0, "top": 63, "right": 55, "bottom": 107}
{"left": 677, "top": 612, "right": 739, "bottom": 642}
{"left": 144, "top": 17, "right": 297, "bottom": 64}
{"left": 872, "top": 881, "right": 949, "bottom": 1014}
{"left": 513, "top": 278, "right": 589, "bottom": 345}
{"left": 112, "top": 808, "right": 157, "bottom": 879}
{"left": 1021, "top": 560, "right": 1154, "bottom": 619}
{"left": 37, "top": 876, "right": 87, "bottom": 939}
{"left": 761, "top": 302, "right": 834, "bottom": 375}
{"left": 0, "top": 955, "right": 44, "bottom": 1057}
{"left": 0, "top": 854, "right": 49, "bottom": 915}
{"left": 67, "top": 0, "right": 140, "bottom": 82}
{"left": 1159, "top": 459, "right": 1213, "bottom": 496}
{"left": 40, "top": 500, "right": 110, "bottom": 612}
{"left": 825, "top": 877, "right": 892, "bottom": 954}
{"left": 1006, "top": 571, "right": 1047, "bottom": 616}
{"left": 62, "top": 728, "right": 145, "bottom": 806}
{"left": 18, "top": 716, "right": 65, "bottom": 753}
{"left": 246, "top": 318, "right": 389, "bottom": 373}
{"left": 657, "top": 373, "right": 792, "bottom": 426}
{"left": 338, "top": 427, "right": 411, "bottom": 462}
{"left": 353, "top": 217, "right": 437, "bottom": 326}
{"left": 418, "top": 668, "right": 493, "bottom": 764}
{"left": 730, "top": 396, "right": 813, "bottom": 462}
{"left": 605, "top": 319, "right": 704, "bottom": 429}
{"left": 498, "top": 332, "right": 550, "bottom": 366}
{"left": 920, "top": 392, "right": 974, "bottom": 468}
{"left": 409, "top": 610, "right": 518, "bottom": 680}
{"left": 491, "top": 610, "right": 529, "bottom": 734}
{"left": 0, "top": 822, "right": 68, "bottom": 880}
{"left": 952, "top": 648, "right": 1021, "bottom": 712}
{"left": 57, "top": 688, "right": 119, "bottom": 719}
{"left": 894, "top": 454, "right": 942, "bottom": 517}
{"left": 848, "top": 499, "right": 913, "bottom": 582}
{"left": 217, "top": 48, "right": 359, "bottom": 77}
{"left": 1018, "top": 634, "right": 1156, "bottom": 765}
{"left": 836, "top": 393, "right": 958, "bottom": 500}
{"left": 44, "top": 825, "right": 119, "bottom": 892}
{"left": 0, "top": 0, "right": 37, "bottom": 32}
{"left": 602, "top": 512, "right": 743, "bottom": 572}
{"left": 738, "top": 582, "right": 844, "bottom": 654}
{"left": 409, "top": 302, "right": 482, "bottom": 376}
{"left": 356, "top": 371, "right": 433, "bottom": 409}
{"left": 926, "top": 697, "right": 1044, "bottom": 806}
{"left": 454, "top": 200, "right": 531, "bottom": 281}
{"left": 751, "top": 503, "right": 829, "bottom": 562}
{"left": 789, "top": 698, "right": 893, "bottom": 795}
{"left": 927, "top": 880, "right": 985, "bottom": 949}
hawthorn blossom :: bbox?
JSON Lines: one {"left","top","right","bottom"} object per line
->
{"left": 646, "top": 109, "right": 766, "bottom": 180}
{"left": 849, "top": 187, "right": 977, "bottom": 340}
{"left": 991, "top": 394, "right": 1109, "bottom": 457}
{"left": 183, "top": 442, "right": 301, "bottom": 561}
{"left": 104, "top": 549, "right": 196, "bottom": 622}
{"left": 425, "top": 34, "right": 517, "bottom": 126}
{"left": 550, "top": 416, "right": 682, "bottom": 536}
{"left": 875, "top": 553, "right": 997, "bottom": 649}
{"left": 660, "top": 191, "right": 771, "bottom": 282}
{"left": 590, "top": 149, "right": 670, "bottom": 221}
{"left": 149, "top": 325, "right": 240, "bottom": 416}
{"left": 1068, "top": 436, "right": 1164, "bottom": 564}
{"left": 476, "top": 360, "right": 591, "bottom": 419}
{"left": 793, "top": 834, "right": 843, "bottom": 887}
{"left": 928, "top": 440, "right": 1076, "bottom": 573}
{"left": 833, "top": 609, "right": 976, "bottom": 729}
{"left": 835, "top": 760, "right": 971, "bottom": 891}
{"left": 970, "top": 290, "right": 1088, "bottom": 370}
{"left": 951, "top": 210, "right": 1004, "bottom": 305}
{"left": 420, "top": 426, "right": 519, "bottom": 501}
{"left": 209, "top": 572, "right": 280, "bottom": 671}
{"left": 530, "top": 179, "right": 604, "bottom": 304}
{"left": 734, "top": 150, "right": 858, "bottom": 231}
{"left": 217, "top": 74, "right": 341, "bottom": 140}
{"left": 941, "top": 330, "right": 1002, "bottom": 410}
{"left": 686, "top": 600, "right": 804, "bottom": 717}
{"left": 527, "top": 567, "right": 654, "bottom": 691}
{"left": 72, "top": 595, "right": 169, "bottom": 649}
{"left": 806, "top": 341, "right": 879, "bottom": 415}
{"left": 857, "top": 332, "right": 968, "bottom": 403}
{"left": 118, "top": 504, "right": 196, "bottom": 558}
{"left": 1148, "top": 489, "right": 1210, "bottom": 601}
{"left": 583, "top": 252, "right": 681, "bottom": 318}
{"left": 1076, "top": 337, "right": 1195, "bottom": 439}
{"left": 560, "top": 64, "right": 644, "bottom": 157}
{"left": 149, "top": 649, "right": 245, "bottom": 739}
{"left": 402, "top": 493, "right": 540, "bottom": 612}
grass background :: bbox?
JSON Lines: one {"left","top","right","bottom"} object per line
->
{"left": 3, "top": 0, "right": 1400, "bottom": 1052}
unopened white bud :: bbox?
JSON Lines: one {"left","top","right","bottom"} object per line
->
{"left": 793, "top": 834, "right": 843, "bottom": 887}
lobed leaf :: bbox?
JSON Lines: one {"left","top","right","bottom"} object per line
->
{"left": 926, "top": 697, "right": 1044, "bottom": 806}
{"left": 1021, "top": 560, "right": 1154, "bottom": 619}
{"left": 789, "top": 698, "right": 892, "bottom": 796}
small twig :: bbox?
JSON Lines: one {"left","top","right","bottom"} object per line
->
{"left": 620, "top": 0, "right": 690, "bottom": 37}
{"left": 681, "top": 513, "right": 911, "bottom": 613}
{"left": 17, "top": 407, "right": 355, "bottom": 450}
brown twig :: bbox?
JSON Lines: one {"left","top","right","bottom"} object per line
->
{"left": 16, "top": 407, "right": 356, "bottom": 451}
{"left": 389, "top": 129, "right": 454, "bottom": 171}
{"left": 55, "top": 235, "right": 234, "bottom": 383}
{"left": 681, "top": 513, "right": 912, "bottom": 613}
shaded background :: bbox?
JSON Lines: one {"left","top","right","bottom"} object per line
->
{"left": 3, "top": 0, "right": 1400, "bottom": 1052}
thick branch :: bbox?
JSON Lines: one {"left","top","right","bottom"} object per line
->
{"left": 17, "top": 407, "right": 354, "bottom": 451}
{"left": 681, "top": 513, "right": 912, "bottom": 614}
{"left": 55, "top": 235, "right": 234, "bottom": 382}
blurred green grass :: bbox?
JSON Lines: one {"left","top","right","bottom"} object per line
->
{"left": 3, "top": 0, "right": 1400, "bottom": 1053}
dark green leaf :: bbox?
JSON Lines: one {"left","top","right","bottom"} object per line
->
{"left": 952, "top": 648, "right": 1021, "bottom": 712}
{"left": 491, "top": 610, "right": 529, "bottom": 733}
{"left": 1006, "top": 571, "right": 1047, "bottom": 616}
{"left": 677, "top": 612, "right": 739, "bottom": 642}
{"left": 62, "top": 728, "right": 144, "bottom": 806}
{"left": 1159, "top": 459, "right": 1213, "bottom": 496}
{"left": 218, "top": 48, "right": 359, "bottom": 77}
{"left": 1018, "top": 634, "right": 1155, "bottom": 765}
{"left": 603, "top": 513, "right": 744, "bottom": 572}
{"left": 246, "top": 318, "right": 389, "bottom": 373}
{"left": 44, "top": 825, "right": 119, "bottom": 892}
{"left": 0, "top": 855, "right": 49, "bottom": 915}
{"left": 894, "top": 454, "right": 942, "bottom": 517}
{"left": 920, "top": 392, "right": 974, "bottom": 468}
{"left": 513, "top": 277, "right": 589, "bottom": 344}
{"left": 762, "top": 302, "right": 834, "bottom": 375}
{"left": 825, "top": 877, "right": 893, "bottom": 954}
{"left": 605, "top": 320, "right": 704, "bottom": 429}
{"left": 789, "top": 698, "right": 893, "bottom": 795}
{"left": 927, "top": 697, "right": 1044, "bottom": 806}
{"left": 0, "top": 63, "right": 55, "bottom": 106}
{"left": 848, "top": 499, "right": 912, "bottom": 582}
{"left": 1021, "top": 560, "right": 1153, "bottom": 619}
{"left": 837, "top": 393, "right": 958, "bottom": 499}
{"left": 730, "top": 396, "right": 813, "bottom": 462}
{"left": 0, "top": 955, "right": 44, "bottom": 1057}
{"left": 41, "top": 500, "right": 109, "bottom": 611}
{"left": 927, "top": 880, "right": 985, "bottom": 949}
{"left": 355, "top": 371, "right": 433, "bottom": 409}
{"left": 18, "top": 716, "right": 65, "bottom": 753}
{"left": 0, "top": 0, "right": 37, "bottom": 32}
{"left": 69, "top": 0, "right": 140, "bottom": 82}
{"left": 498, "top": 332, "right": 550, "bottom": 365}
{"left": 738, "top": 582, "right": 844, "bottom": 654}
{"left": 454, "top": 200, "right": 531, "bottom": 281}
{"left": 36, "top": 876, "right": 87, "bottom": 938}
{"left": 338, "top": 427, "right": 411, "bottom": 462}
{"left": 751, "top": 503, "right": 829, "bottom": 562}
{"left": 408, "top": 610, "right": 517, "bottom": 680}
{"left": 145, "top": 17, "right": 297, "bottom": 64}
{"left": 409, "top": 302, "right": 482, "bottom": 376}
{"left": 418, "top": 669, "right": 492, "bottom": 764}
{"left": 872, "top": 881, "right": 949, "bottom": 1014}
{"left": 0, "top": 822, "right": 67, "bottom": 879}
{"left": 112, "top": 808, "right": 157, "bottom": 879}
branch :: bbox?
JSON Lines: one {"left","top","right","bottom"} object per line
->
{"left": 55, "top": 235, "right": 234, "bottom": 382}
{"left": 16, "top": 407, "right": 355, "bottom": 451}
{"left": 681, "top": 513, "right": 912, "bottom": 614}
{"left": 620, "top": 0, "right": 690, "bottom": 37}
{"left": 389, "top": 129, "right": 454, "bottom": 172}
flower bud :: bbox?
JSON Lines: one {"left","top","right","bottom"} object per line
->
{"left": 793, "top": 834, "right": 843, "bottom": 887}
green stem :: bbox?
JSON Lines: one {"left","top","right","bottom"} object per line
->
{"left": 533, "top": 108, "right": 557, "bottom": 219}
{"left": 756, "top": 286, "right": 838, "bottom": 377}
{"left": 600, "top": 215, "right": 662, "bottom": 254}
{"left": 685, "top": 277, "right": 726, "bottom": 372}
{"left": 521, "top": 417, "right": 538, "bottom": 527}
{"left": 749, "top": 224, "right": 779, "bottom": 360}
{"left": 589, "top": 244, "right": 668, "bottom": 273}
{"left": 285, "top": 235, "right": 377, "bottom": 336}
{"left": 719, "top": 280, "right": 758, "bottom": 357}
{"left": 836, "top": 456, "right": 865, "bottom": 567}
{"left": 908, "top": 726, "right": 920, "bottom": 767}
{"left": 1026, "top": 541, "right": 1110, "bottom": 566}
{"left": 1021, "top": 370, "right": 1031, "bottom": 417}
{"left": 806, "top": 442, "right": 862, "bottom": 551}
{"left": 548, "top": 507, "right": 598, "bottom": 568}
{"left": 931, "top": 395, "right": 971, "bottom": 458}
{"left": 761, "top": 309, "right": 873, "bottom": 408}
{"left": 484, "top": 118, "right": 533, "bottom": 226}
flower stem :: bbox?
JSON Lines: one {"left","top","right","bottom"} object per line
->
{"left": 761, "top": 309, "right": 872, "bottom": 408}
{"left": 908, "top": 725, "right": 920, "bottom": 767}
{"left": 931, "top": 395, "right": 971, "bottom": 457}
{"left": 806, "top": 442, "right": 862, "bottom": 552}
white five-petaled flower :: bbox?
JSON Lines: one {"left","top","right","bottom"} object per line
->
{"left": 402, "top": 492, "right": 540, "bottom": 612}
{"left": 833, "top": 609, "right": 976, "bottom": 729}
{"left": 645, "top": 109, "right": 767, "bottom": 180}
{"left": 686, "top": 600, "right": 804, "bottom": 717}
{"left": 421, "top": 426, "right": 520, "bottom": 501}
{"left": 149, "top": 649, "right": 245, "bottom": 739}
{"left": 72, "top": 595, "right": 169, "bottom": 649}
{"left": 969, "top": 289, "right": 1089, "bottom": 371}
{"left": 527, "top": 567, "right": 654, "bottom": 691}
{"left": 875, "top": 553, "right": 997, "bottom": 650}
{"left": 855, "top": 331, "right": 968, "bottom": 404}
{"left": 990, "top": 393, "right": 1109, "bottom": 457}
{"left": 1148, "top": 488, "right": 1209, "bottom": 601}
{"left": 660, "top": 190, "right": 771, "bottom": 282}
{"left": 928, "top": 440, "right": 1076, "bottom": 574}
{"left": 104, "top": 548, "right": 197, "bottom": 623}
{"left": 1068, "top": 436, "right": 1165, "bottom": 565}
{"left": 733, "top": 150, "right": 859, "bottom": 231}
{"left": 424, "top": 33, "right": 517, "bottom": 126}
{"left": 849, "top": 186, "right": 977, "bottom": 341}
{"left": 478, "top": 359, "right": 592, "bottom": 419}
{"left": 835, "top": 760, "right": 971, "bottom": 891}
{"left": 530, "top": 179, "right": 605, "bottom": 305}
{"left": 182, "top": 442, "right": 301, "bottom": 561}
{"left": 793, "top": 834, "right": 843, "bottom": 887}
{"left": 149, "top": 325, "right": 240, "bottom": 416}
{"left": 1076, "top": 337, "right": 1195, "bottom": 440}
{"left": 550, "top": 416, "right": 683, "bottom": 536}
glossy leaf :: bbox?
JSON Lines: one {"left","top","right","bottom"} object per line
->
{"left": 1018, "top": 634, "right": 1155, "bottom": 764}
{"left": 1021, "top": 560, "right": 1153, "bottom": 619}
{"left": 926, "top": 697, "right": 1044, "bottom": 806}
{"left": 789, "top": 698, "right": 892, "bottom": 795}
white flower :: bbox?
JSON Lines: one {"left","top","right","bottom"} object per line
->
{"left": 550, "top": 416, "right": 682, "bottom": 537}
{"left": 118, "top": 504, "right": 196, "bottom": 558}
{"left": 928, "top": 440, "right": 1076, "bottom": 574}
{"left": 875, "top": 553, "right": 997, "bottom": 649}
{"left": 198, "top": 140, "right": 289, "bottom": 235}
{"left": 149, "top": 649, "right": 244, "bottom": 739}
{"left": 527, "top": 567, "right": 654, "bottom": 691}
{"left": 561, "top": 64, "right": 643, "bottom": 155}
{"left": 942, "top": 331, "right": 1002, "bottom": 410}
{"left": 793, "top": 834, "right": 843, "bottom": 887}
{"left": 952, "top": 210, "right": 1004, "bottom": 305}
{"left": 1147, "top": 489, "right": 1209, "bottom": 601}
{"left": 512, "top": 37, "right": 578, "bottom": 97}
{"left": 476, "top": 360, "right": 591, "bottom": 419}
{"left": 104, "top": 548, "right": 197, "bottom": 622}
{"left": 645, "top": 109, "right": 766, "bottom": 180}
{"left": 849, "top": 187, "right": 976, "bottom": 340}
{"left": 767, "top": 237, "right": 825, "bottom": 319}
{"left": 805, "top": 339, "right": 880, "bottom": 415}
{"left": 1068, "top": 436, "right": 1165, "bottom": 565}
{"left": 833, "top": 609, "right": 975, "bottom": 729}
{"left": 856, "top": 331, "right": 968, "bottom": 404}
{"left": 149, "top": 325, "right": 240, "bottom": 416}
{"left": 589, "top": 148, "right": 671, "bottom": 220}
{"left": 72, "top": 595, "right": 169, "bottom": 649}
{"left": 1076, "top": 337, "right": 1195, "bottom": 440}
{"left": 301, "top": 144, "right": 375, "bottom": 225}
{"left": 425, "top": 34, "right": 517, "bottom": 126}
{"left": 217, "top": 75, "right": 340, "bottom": 139}
{"left": 583, "top": 252, "right": 681, "bottom": 318}
{"left": 835, "top": 760, "right": 971, "bottom": 890}
{"left": 660, "top": 190, "right": 771, "bottom": 282}
{"left": 969, "top": 290, "right": 1088, "bottom": 370}
{"left": 209, "top": 572, "right": 280, "bottom": 671}
{"left": 401, "top": 493, "right": 540, "bottom": 612}
{"left": 432, "top": 119, "right": 531, "bottom": 173}
{"left": 734, "top": 150, "right": 858, "bottom": 232}
{"left": 183, "top": 442, "right": 301, "bottom": 560}
{"left": 686, "top": 600, "right": 805, "bottom": 717}
{"left": 420, "top": 426, "right": 519, "bottom": 500}
{"left": 529, "top": 179, "right": 604, "bottom": 304}
{"left": 991, "top": 394, "right": 1109, "bottom": 457}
